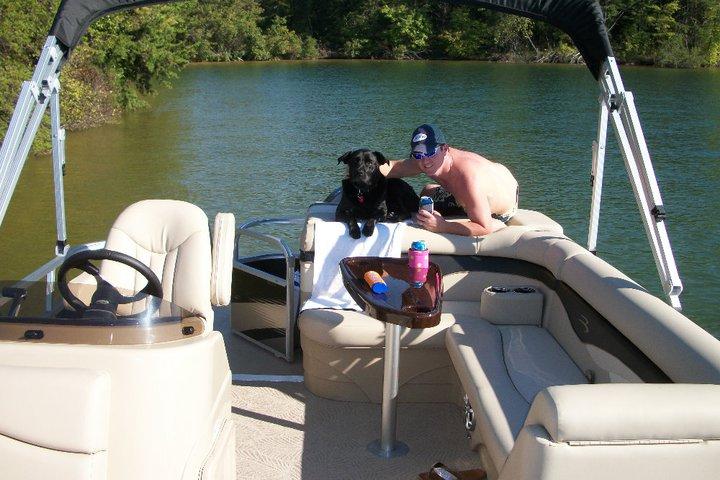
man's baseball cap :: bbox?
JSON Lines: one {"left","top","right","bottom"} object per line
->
{"left": 410, "top": 124, "right": 447, "bottom": 155}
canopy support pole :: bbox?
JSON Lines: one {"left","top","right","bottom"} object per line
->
{"left": 50, "top": 83, "right": 68, "bottom": 256}
{"left": 0, "top": 37, "right": 64, "bottom": 233}
{"left": 587, "top": 95, "right": 609, "bottom": 255}
{"left": 597, "top": 57, "right": 683, "bottom": 309}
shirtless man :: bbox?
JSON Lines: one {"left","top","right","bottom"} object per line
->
{"left": 380, "top": 124, "right": 518, "bottom": 236}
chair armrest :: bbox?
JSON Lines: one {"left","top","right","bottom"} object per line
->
{"left": 526, "top": 383, "right": 720, "bottom": 443}
{"left": 211, "top": 212, "right": 235, "bottom": 306}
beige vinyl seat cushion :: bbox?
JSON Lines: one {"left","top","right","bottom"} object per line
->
{"left": 96, "top": 200, "right": 235, "bottom": 330}
{"left": 501, "top": 383, "right": 720, "bottom": 480}
{"left": 298, "top": 203, "right": 566, "bottom": 403}
{"left": 299, "top": 309, "right": 453, "bottom": 348}
{"left": 446, "top": 316, "right": 587, "bottom": 472}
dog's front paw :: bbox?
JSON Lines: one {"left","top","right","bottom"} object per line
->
{"left": 349, "top": 224, "right": 361, "bottom": 239}
{"left": 362, "top": 222, "right": 376, "bottom": 237}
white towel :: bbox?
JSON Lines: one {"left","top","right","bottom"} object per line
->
{"left": 301, "top": 220, "right": 406, "bottom": 311}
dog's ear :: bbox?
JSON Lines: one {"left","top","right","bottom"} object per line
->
{"left": 374, "top": 151, "right": 389, "bottom": 165}
{"left": 337, "top": 151, "right": 353, "bottom": 165}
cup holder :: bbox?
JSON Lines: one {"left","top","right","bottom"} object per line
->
{"left": 481, "top": 285, "right": 543, "bottom": 325}
{"left": 513, "top": 287, "right": 536, "bottom": 294}
{"left": 488, "top": 286, "right": 510, "bottom": 293}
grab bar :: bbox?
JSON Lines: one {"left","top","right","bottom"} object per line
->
{"left": 235, "top": 217, "right": 304, "bottom": 361}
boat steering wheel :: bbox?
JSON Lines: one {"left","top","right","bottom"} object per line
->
{"left": 58, "top": 249, "right": 163, "bottom": 316}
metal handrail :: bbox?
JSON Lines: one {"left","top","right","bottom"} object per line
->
{"left": 20, "top": 241, "right": 104, "bottom": 283}
{"left": 235, "top": 217, "right": 304, "bottom": 262}
{"left": 235, "top": 217, "right": 304, "bottom": 361}
{"left": 0, "top": 241, "right": 105, "bottom": 311}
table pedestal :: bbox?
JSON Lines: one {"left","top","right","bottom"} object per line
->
{"left": 367, "top": 323, "right": 409, "bottom": 458}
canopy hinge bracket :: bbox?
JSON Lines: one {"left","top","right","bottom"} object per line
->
{"left": 55, "top": 240, "right": 68, "bottom": 256}
{"left": 651, "top": 205, "right": 667, "bottom": 222}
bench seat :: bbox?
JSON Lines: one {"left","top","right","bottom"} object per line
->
{"left": 298, "top": 203, "right": 564, "bottom": 403}
{"left": 445, "top": 317, "right": 587, "bottom": 475}
{"left": 299, "top": 309, "right": 457, "bottom": 403}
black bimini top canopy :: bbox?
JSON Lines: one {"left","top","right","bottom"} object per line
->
{"left": 49, "top": 0, "right": 184, "bottom": 55}
{"left": 49, "top": 0, "right": 613, "bottom": 79}
{"left": 462, "top": 0, "right": 613, "bottom": 79}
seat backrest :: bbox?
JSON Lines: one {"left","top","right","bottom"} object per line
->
{"left": 501, "top": 384, "right": 720, "bottom": 480}
{"left": 101, "top": 199, "right": 213, "bottom": 321}
{"left": 298, "top": 203, "right": 562, "bottom": 304}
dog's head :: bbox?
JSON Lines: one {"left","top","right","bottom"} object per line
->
{"left": 337, "top": 149, "right": 388, "bottom": 190}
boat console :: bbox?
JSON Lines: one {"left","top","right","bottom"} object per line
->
{"left": 0, "top": 278, "right": 203, "bottom": 345}
{"left": 0, "top": 200, "right": 237, "bottom": 480}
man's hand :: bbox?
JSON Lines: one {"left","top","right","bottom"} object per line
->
{"left": 416, "top": 209, "right": 445, "bottom": 232}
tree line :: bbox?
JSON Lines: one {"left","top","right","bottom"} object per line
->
{"left": 1, "top": 0, "right": 718, "bottom": 151}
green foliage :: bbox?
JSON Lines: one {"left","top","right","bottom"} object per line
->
{"left": 60, "top": 47, "right": 117, "bottom": 130}
{"left": 603, "top": 0, "right": 719, "bottom": 67}
{"left": 0, "top": 0, "right": 57, "bottom": 152}
{"left": 86, "top": 6, "right": 192, "bottom": 108}
{"left": 437, "top": 8, "right": 491, "bottom": 59}
{"left": 264, "top": 16, "right": 304, "bottom": 59}
{"left": 337, "top": 1, "right": 432, "bottom": 59}
{"left": 184, "top": 0, "right": 266, "bottom": 61}
{"left": 376, "top": 3, "right": 431, "bottom": 59}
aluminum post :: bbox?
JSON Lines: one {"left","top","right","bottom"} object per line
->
{"left": 588, "top": 95, "right": 609, "bottom": 254}
{"left": 50, "top": 86, "right": 68, "bottom": 255}
{"left": 599, "top": 57, "right": 683, "bottom": 309}
{"left": 368, "top": 323, "right": 409, "bottom": 458}
{"left": 0, "top": 37, "right": 64, "bottom": 229}
{"left": 0, "top": 96, "right": 52, "bottom": 224}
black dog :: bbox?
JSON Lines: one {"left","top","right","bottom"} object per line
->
{"left": 335, "top": 149, "right": 420, "bottom": 239}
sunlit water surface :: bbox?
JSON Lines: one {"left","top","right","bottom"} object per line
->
{"left": 1, "top": 61, "right": 718, "bottom": 336}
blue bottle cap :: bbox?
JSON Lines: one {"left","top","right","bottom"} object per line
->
{"left": 411, "top": 240, "right": 427, "bottom": 251}
{"left": 372, "top": 282, "right": 388, "bottom": 294}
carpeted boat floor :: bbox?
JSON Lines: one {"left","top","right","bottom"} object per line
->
{"left": 216, "top": 307, "right": 483, "bottom": 479}
{"left": 231, "top": 381, "right": 482, "bottom": 480}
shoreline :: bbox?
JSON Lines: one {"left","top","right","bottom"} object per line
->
{"left": 186, "top": 56, "right": 720, "bottom": 70}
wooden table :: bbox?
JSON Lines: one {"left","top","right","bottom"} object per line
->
{"left": 340, "top": 257, "right": 442, "bottom": 458}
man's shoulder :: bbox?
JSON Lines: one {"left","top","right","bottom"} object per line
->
{"left": 452, "top": 147, "right": 490, "bottom": 166}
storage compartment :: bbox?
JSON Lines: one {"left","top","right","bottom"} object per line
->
{"left": 231, "top": 254, "right": 299, "bottom": 360}
{"left": 480, "top": 285, "right": 544, "bottom": 326}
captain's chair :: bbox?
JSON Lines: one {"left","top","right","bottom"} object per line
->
{"left": 98, "top": 199, "right": 234, "bottom": 327}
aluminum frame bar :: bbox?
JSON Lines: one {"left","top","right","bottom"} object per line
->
{"left": 50, "top": 87, "right": 68, "bottom": 255}
{"left": 0, "top": 37, "right": 64, "bottom": 230}
{"left": 588, "top": 96, "right": 609, "bottom": 254}
{"left": 367, "top": 323, "right": 409, "bottom": 458}
{"left": 597, "top": 57, "right": 683, "bottom": 309}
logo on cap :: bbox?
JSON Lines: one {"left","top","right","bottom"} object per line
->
{"left": 413, "top": 133, "right": 428, "bottom": 143}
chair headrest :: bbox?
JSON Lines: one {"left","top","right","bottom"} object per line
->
{"left": 110, "top": 199, "right": 209, "bottom": 253}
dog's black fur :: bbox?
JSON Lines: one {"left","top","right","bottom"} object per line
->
{"left": 335, "top": 149, "right": 420, "bottom": 239}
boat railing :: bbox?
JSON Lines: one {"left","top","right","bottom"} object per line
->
{"left": 0, "top": 241, "right": 105, "bottom": 311}
{"left": 235, "top": 217, "right": 304, "bottom": 361}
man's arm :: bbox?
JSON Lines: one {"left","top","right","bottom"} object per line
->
{"left": 455, "top": 187, "right": 506, "bottom": 235}
{"left": 380, "top": 158, "right": 422, "bottom": 178}
{"left": 416, "top": 208, "right": 504, "bottom": 236}
{"left": 415, "top": 177, "right": 505, "bottom": 236}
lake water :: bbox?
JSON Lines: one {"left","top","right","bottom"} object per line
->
{"left": 1, "top": 60, "right": 718, "bottom": 336}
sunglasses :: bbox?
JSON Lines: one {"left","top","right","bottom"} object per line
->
{"left": 411, "top": 146, "right": 439, "bottom": 160}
